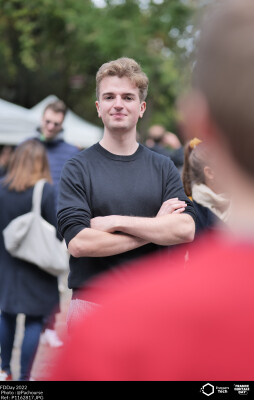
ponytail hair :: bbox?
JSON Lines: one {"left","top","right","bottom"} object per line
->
{"left": 182, "top": 138, "right": 209, "bottom": 197}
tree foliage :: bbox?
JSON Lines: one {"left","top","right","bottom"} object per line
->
{"left": 0, "top": 0, "right": 197, "bottom": 139}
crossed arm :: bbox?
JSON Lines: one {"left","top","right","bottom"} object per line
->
{"left": 68, "top": 198, "right": 195, "bottom": 258}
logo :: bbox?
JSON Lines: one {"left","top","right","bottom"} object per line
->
{"left": 234, "top": 385, "right": 250, "bottom": 395}
{"left": 201, "top": 383, "right": 215, "bottom": 396}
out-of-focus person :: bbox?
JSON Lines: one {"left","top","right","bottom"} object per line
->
{"left": 145, "top": 124, "right": 168, "bottom": 155}
{"left": 0, "top": 139, "right": 60, "bottom": 381}
{"left": 182, "top": 138, "right": 230, "bottom": 235}
{"left": 163, "top": 131, "right": 182, "bottom": 150}
{"left": 163, "top": 130, "right": 184, "bottom": 169}
{"left": 35, "top": 99, "right": 80, "bottom": 201}
{"left": 0, "top": 146, "right": 14, "bottom": 178}
{"left": 146, "top": 124, "right": 184, "bottom": 169}
{"left": 50, "top": 0, "right": 254, "bottom": 381}
{"left": 35, "top": 99, "right": 79, "bottom": 347}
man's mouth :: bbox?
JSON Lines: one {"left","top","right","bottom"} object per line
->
{"left": 111, "top": 113, "right": 126, "bottom": 117}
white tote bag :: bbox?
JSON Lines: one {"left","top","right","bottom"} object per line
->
{"left": 3, "top": 179, "right": 69, "bottom": 277}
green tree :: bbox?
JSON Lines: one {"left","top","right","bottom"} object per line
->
{"left": 0, "top": 0, "right": 197, "bottom": 141}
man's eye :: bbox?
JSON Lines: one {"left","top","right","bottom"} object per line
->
{"left": 125, "top": 96, "right": 133, "bottom": 101}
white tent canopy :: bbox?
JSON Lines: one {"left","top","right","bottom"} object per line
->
{"left": 0, "top": 98, "right": 35, "bottom": 145}
{"left": 0, "top": 95, "right": 103, "bottom": 148}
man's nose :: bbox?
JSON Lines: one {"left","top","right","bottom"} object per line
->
{"left": 48, "top": 123, "right": 55, "bottom": 130}
{"left": 114, "top": 95, "right": 124, "bottom": 108}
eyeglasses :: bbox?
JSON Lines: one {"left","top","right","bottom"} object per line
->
{"left": 45, "top": 120, "right": 62, "bottom": 127}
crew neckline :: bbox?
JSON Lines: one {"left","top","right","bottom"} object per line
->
{"left": 94, "top": 142, "right": 143, "bottom": 161}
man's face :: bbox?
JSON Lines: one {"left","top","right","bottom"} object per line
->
{"left": 41, "top": 109, "right": 65, "bottom": 139}
{"left": 95, "top": 76, "right": 146, "bottom": 134}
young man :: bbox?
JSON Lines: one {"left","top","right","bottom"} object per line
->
{"left": 52, "top": 0, "right": 254, "bottom": 381}
{"left": 36, "top": 100, "right": 79, "bottom": 347}
{"left": 36, "top": 100, "right": 80, "bottom": 199}
{"left": 57, "top": 57, "right": 196, "bottom": 322}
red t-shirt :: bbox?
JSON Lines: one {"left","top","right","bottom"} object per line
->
{"left": 51, "top": 232, "right": 254, "bottom": 381}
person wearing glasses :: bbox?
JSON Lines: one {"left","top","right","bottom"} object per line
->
{"left": 36, "top": 100, "right": 80, "bottom": 199}
{"left": 35, "top": 100, "right": 79, "bottom": 348}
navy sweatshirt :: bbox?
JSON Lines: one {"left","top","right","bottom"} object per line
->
{"left": 35, "top": 131, "right": 80, "bottom": 204}
{"left": 57, "top": 143, "right": 196, "bottom": 292}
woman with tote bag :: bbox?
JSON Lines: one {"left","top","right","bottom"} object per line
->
{"left": 0, "top": 139, "right": 60, "bottom": 381}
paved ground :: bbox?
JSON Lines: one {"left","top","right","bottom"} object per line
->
{"left": 5, "top": 275, "right": 72, "bottom": 381}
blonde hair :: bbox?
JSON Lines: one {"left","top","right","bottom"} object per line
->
{"left": 4, "top": 139, "right": 52, "bottom": 191}
{"left": 96, "top": 57, "right": 149, "bottom": 102}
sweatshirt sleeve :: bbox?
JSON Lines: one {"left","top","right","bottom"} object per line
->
{"left": 57, "top": 158, "right": 92, "bottom": 246}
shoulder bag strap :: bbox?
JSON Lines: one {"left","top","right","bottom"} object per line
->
{"left": 32, "top": 179, "right": 47, "bottom": 215}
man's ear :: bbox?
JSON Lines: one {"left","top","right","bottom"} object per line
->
{"left": 177, "top": 90, "right": 215, "bottom": 143}
{"left": 95, "top": 101, "right": 101, "bottom": 118}
{"left": 139, "top": 101, "right": 146, "bottom": 118}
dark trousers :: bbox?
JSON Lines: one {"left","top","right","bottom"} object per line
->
{"left": 0, "top": 311, "right": 44, "bottom": 380}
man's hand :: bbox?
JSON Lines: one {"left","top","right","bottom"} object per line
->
{"left": 157, "top": 198, "right": 187, "bottom": 217}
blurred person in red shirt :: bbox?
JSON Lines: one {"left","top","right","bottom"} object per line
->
{"left": 50, "top": 0, "right": 254, "bottom": 381}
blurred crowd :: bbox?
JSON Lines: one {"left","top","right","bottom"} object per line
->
{"left": 1, "top": 0, "right": 254, "bottom": 383}
{"left": 0, "top": 100, "right": 79, "bottom": 381}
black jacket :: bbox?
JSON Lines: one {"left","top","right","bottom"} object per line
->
{"left": 0, "top": 180, "right": 59, "bottom": 316}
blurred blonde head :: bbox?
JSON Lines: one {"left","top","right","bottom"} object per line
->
{"left": 182, "top": 138, "right": 224, "bottom": 197}
{"left": 4, "top": 139, "right": 52, "bottom": 191}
